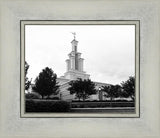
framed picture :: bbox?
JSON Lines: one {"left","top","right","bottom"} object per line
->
{"left": 0, "top": 0, "right": 159, "bottom": 138}
{"left": 21, "top": 20, "right": 140, "bottom": 118}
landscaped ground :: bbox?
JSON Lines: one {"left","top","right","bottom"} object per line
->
{"left": 70, "top": 101, "right": 135, "bottom": 113}
{"left": 25, "top": 99, "right": 135, "bottom": 113}
{"left": 70, "top": 107, "right": 135, "bottom": 113}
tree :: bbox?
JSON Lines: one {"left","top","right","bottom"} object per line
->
{"left": 121, "top": 76, "right": 135, "bottom": 100}
{"left": 25, "top": 61, "right": 31, "bottom": 90}
{"left": 68, "top": 78, "right": 97, "bottom": 101}
{"left": 101, "top": 84, "right": 121, "bottom": 101}
{"left": 32, "top": 67, "right": 59, "bottom": 99}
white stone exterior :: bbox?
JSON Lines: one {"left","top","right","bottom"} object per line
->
{"left": 63, "top": 38, "right": 90, "bottom": 80}
{"left": 57, "top": 37, "right": 110, "bottom": 101}
{"left": 28, "top": 37, "right": 110, "bottom": 101}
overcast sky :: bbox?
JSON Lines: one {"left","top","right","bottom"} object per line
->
{"left": 25, "top": 25, "right": 135, "bottom": 85}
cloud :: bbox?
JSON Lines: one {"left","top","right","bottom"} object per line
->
{"left": 25, "top": 25, "right": 135, "bottom": 85}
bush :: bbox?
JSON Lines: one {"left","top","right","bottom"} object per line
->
{"left": 52, "top": 101, "right": 70, "bottom": 112}
{"left": 71, "top": 101, "right": 135, "bottom": 108}
{"left": 25, "top": 99, "right": 70, "bottom": 112}
{"left": 71, "top": 99, "right": 132, "bottom": 102}
{"left": 25, "top": 93, "right": 40, "bottom": 99}
{"left": 46, "top": 97, "right": 60, "bottom": 100}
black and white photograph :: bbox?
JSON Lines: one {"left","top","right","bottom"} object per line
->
{"left": 22, "top": 21, "right": 139, "bottom": 116}
{"left": 1, "top": 0, "right": 160, "bottom": 137}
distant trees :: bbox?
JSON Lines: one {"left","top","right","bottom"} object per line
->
{"left": 32, "top": 67, "right": 59, "bottom": 99}
{"left": 25, "top": 61, "right": 31, "bottom": 90}
{"left": 101, "top": 84, "right": 121, "bottom": 101}
{"left": 68, "top": 76, "right": 135, "bottom": 101}
{"left": 101, "top": 76, "right": 135, "bottom": 101}
{"left": 68, "top": 78, "right": 97, "bottom": 101}
{"left": 121, "top": 76, "right": 135, "bottom": 100}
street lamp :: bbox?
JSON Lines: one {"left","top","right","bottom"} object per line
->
{"left": 98, "top": 87, "right": 102, "bottom": 101}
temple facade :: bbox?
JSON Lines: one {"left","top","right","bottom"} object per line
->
{"left": 57, "top": 34, "right": 109, "bottom": 101}
{"left": 28, "top": 33, "right": 110, "bottom": 101}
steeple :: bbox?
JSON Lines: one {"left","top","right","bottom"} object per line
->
{"left": 63, "top": 33, "right": 90, "bottom": 80}
{"left": 71, "top": 32, "right": 78, "bottom": 52}
{"left": 67, "top": 36, "right": 83, "bottom": 71}
{"left": 71, "top": 39, "right": 78, "bottom": 52}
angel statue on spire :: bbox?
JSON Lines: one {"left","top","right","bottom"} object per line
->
{"left": 71, "top": 32, "right": 76, "bottom": 39}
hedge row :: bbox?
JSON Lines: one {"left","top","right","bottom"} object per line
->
{"left": 25, "top": 93, "right": 60, "bottom": 100}
{"left": 72, "top": 99, "right": 134, "bottom": 102}
{"left": 71, "top": 101, "right": 134, "bottom": 108}
{"left": 25, "top": 99, "right": 70, "bottom": 112}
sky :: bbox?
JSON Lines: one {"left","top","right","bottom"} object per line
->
{"left": 25, "top": 25, "right": 135, "bottom": 85}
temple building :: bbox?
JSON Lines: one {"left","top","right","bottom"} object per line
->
{"left": 27, "top": 33, "right": 110, "bottom": 101}
{"left": 57, "top": 33, "right": 109, "bottom": 101}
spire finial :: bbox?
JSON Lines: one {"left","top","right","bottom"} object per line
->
{"left": 71, "top": 32, "right": 76, "bottom": 40}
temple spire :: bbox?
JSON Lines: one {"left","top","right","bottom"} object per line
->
{"left": 64, "top": 34, "right": 90, "bottom": 80}
{"left": 71, "top": 32, "right": 78, "bottom": 52}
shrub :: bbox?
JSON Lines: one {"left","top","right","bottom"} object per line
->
{"left": 25, "top": 99, "right": 37, "bottom": 112}
{"left": 25, "top": 93, "right": 40, "bottom": 99}
{"left": 25, "top": 99, "right": 70, "bottom": 112}
{"left": 71, "top": 101, "right": 134, "bottom": 108}
{"left": 53, "top": 97, "right": 60, "bottom": 100}
{"left": 46, "top": 97, "right": 60, "bottom": 100}
{"left": 52, "top": 101, "right": 70, "bottom": 112}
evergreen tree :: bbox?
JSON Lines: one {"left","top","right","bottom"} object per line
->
{"left": 33, "top": 67, "right": 59, "bottom": 99}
